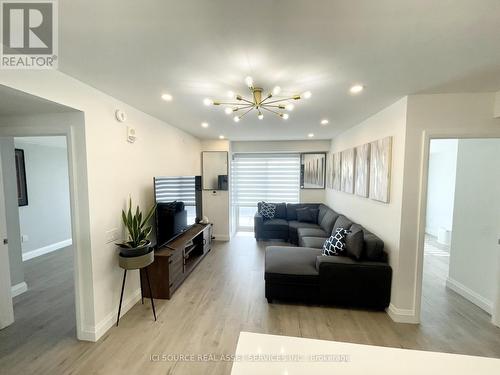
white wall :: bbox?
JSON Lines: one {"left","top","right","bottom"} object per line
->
{"left": 0, "top": 70, "right": 202, "bottom": 341}
{"left": 0, "top": 138, "right": 24, "bottom": 289}
{"left": 325, "top": 98, "right": 408, "bottom": 314}
{"left": 231, "top": 140, "right": 330, "bottom": 204}
{"left": 400, "top": 92, "right": 500, "bottom": 322}
{"left": 14, "top": 137, "right": 72, "bottom": 256}
{"left": 201, "top": 140, "right": 230, "bottom": 240}
{"left": 447, "top": 139, "right": 500, "bottom": 314}
{"left": 425, "top": 139, "right": 458, "bottom": 237}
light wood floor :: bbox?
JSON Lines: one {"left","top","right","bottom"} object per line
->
{"left": 1, "top": 236, "right": 500, "bottom": 375}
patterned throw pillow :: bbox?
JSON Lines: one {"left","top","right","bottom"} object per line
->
{"left": 259, "top": 201, "right": 276, "bottom": 220}
{"left": 322, "top": 228, "right": 350, "bottom": 256}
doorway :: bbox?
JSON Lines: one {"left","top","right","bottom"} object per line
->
{"left": 421, "top": 138, "right": 500, "bottom": 331}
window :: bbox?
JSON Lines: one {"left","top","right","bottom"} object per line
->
{"left": 231, "top": 153, "right": 300, "bottom": 231}
{"left": 154, "top": 176, "right": 197, "bottom": 224}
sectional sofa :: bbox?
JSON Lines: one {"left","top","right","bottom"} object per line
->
{"left": 255, "top": 203, "right": 392, "bottom": 310}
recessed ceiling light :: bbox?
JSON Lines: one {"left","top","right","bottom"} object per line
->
{"left": 201, "top": 122, "right": 209, "bottom": 128}
{"left": 308, "top": 133, "right": 314, "bottom": 138}
{"left": 161, "top": 93, "right": 173, "bottom": 101}
{"left": 350, "top": 84, "right": 364, "bottom": 94}
{"left": 320, "top": 119, "right": 329, "bottom": 125}
{"left": 219, "top": 135, "right": 225, "bottom": 139}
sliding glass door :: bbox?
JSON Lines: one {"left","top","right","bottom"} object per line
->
{"left": 231, "top": 153, "right": 300, "bottom": 232}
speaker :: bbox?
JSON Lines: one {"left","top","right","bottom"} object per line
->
{"left": 195, "top": 175, "right": 203, "bottom": 220}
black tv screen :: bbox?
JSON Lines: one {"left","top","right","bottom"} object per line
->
{"left": 154, "top": 176, "right": 202, "bottom": 247}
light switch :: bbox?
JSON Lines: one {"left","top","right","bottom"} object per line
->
{"left": 21, "top": 234, "right": 29, "bottom": 243}
{"left": 105, "top": 228, "right": 119, "bottom": 244}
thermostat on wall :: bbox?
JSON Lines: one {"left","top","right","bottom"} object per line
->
{"left": 127, "top": 126, "right": 136, "bottom": 143}
{"left": 115, "top": 109, "right": 127, "bottom": 122}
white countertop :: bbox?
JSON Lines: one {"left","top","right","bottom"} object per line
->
{"left": 231, "top": 332, "right": 500, "bottom": 375}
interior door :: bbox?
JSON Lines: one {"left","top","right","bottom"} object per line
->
{"left": 0, "top": 149, "right": 14, "bottom": 329}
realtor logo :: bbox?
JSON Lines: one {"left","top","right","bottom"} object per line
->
{"left": 1, "top": 0, "right": 58, "bottom": 69}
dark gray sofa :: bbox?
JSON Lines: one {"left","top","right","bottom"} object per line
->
{"left": 256, "top": 202, "right": 392, "bottom": 310}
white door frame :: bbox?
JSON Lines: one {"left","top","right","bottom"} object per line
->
{"left": 0, "top": 112, "right": 95, "bottom": 340}
{"left": 414, "top": 129, "right": 500, "bottom": 327}
{"left": 0, "top": 148, "right": 14, "bottom": 329}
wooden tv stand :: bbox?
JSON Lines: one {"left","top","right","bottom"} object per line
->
{"left": 140, "top": 223, "right": 213, "bottom": 299}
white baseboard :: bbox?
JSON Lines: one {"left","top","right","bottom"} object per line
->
{"left": 22, "top": 239, "right": 73, "bottom": 261}
{"left": 78, "top": 288, "right": 142, "bottom": 342}
{"left": 446, "top": 277, "right": 493, "bottom": 314}
{"left": 213, "top": 234, "right": 230, "bottom": 241}
{"left": 387, "top": 304, "right": 419, "bottom": 324}
{"left": 11, "top": 281, "right": 28, "bottom": 297}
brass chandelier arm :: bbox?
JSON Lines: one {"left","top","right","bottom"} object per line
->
{"left": 258, "top": 93, "right": 273, "bottom": 105}
{"left": 238, "top": 107, "right": 255, "bottom": 119}
{"left": 232, "top": 104, "right": 254, "bottom": 111}
{"left": 237, "top": 97, "right": 255, "bottom": 105}
{"left": 259, "top": 97, "right": 297, "bottom": 105}
{"left": 261, "top": 104, "right": 286, "bottom": 109}
{"left": 213, "top": 101, "right": 249, "bottom": 106}
{"left": 261, "top": 106, "right": 284, "bottom": 117}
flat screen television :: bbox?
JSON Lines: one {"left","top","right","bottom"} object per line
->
{"left": 154, "top": 176, "right": 202, "bottom": 247}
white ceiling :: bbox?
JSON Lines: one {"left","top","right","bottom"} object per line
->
{"left": 58, "top": 0, "right": 500, "bottom": 140}
{"left": 0, "top": 85, "right": 74, "bottom": 116}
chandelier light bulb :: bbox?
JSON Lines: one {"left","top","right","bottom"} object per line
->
{"left": 161, "top": 93, "right": 173, "bottom": 101}
{"left": 321, "top": 119, "right": 329, "bottom": 125}
{"left": 201, "top": 122, "right": 209, "bottom": 128}
{"left": 224, "top": 107, "right": 233, "bottom": 115}
{"left": 272, "top": 86, "right": 281, "bottom": 95}
{"left": 245, "top": 76, "right": 253, "bottom": 88}
{"left": 203, "top": 98, "right": 213, "bottom": 106}
{"left": 258, "top": 113, "right": 264, "bottom": 120}
{"left": 227, "top": 90, "right": 235, "bottom": 98}
{"left": 233, "top": 116, "right": 240, "bottom": 123}
{"left": 282, "top": 113, "right": 289, "bottom": 120}
{"left": 302, "top": 91, "right": 312, "bottom": 99}
{"left": 285, "top": 103, "right": 294, "bottom": 111}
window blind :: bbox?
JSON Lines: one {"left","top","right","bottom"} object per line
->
{"left": 231, "top": 153, "right": 300, "bottom": 206}
{"left": 154, "top": 176, "right": 196, "bottom": 206}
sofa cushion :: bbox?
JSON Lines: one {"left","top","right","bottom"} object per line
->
{"left": 299, "top": 236, "right": 328, "bottom": 248}
{"left": 265, "top": 246, "right": 321, "bottom": 275}
{"left": 345, "top": 229, "right": 365, "bottom": 260}
{"left": 259, "top": 201, "right": 277, "bottom": 219}
{"left": 363, "top": 231, "right": 385, "bottom": 261}
{"left": 322, "top": 228, "right": 348, "bottom": 256}
{"left": 332, "top": 215, "right": 353, "bottom": 234}
{"left": 296, "top": 207, "right": 318, "bottom": 223}
{"left": 257, "top": 202, "right": 287, "bottom": 220}
{"left": 286, "top": 203, "right": 319, "bottom": 221}
{"left": 297, "top": 227, "right": 328, "bottom": 239}
{"left": 319, "top": 209, "right": 339, "bottom": 234}
{"left": 262, "top": 218, "right": 289, "bottom": 232}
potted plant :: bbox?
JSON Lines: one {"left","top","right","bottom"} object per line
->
{"left": 117, "top": 197, "right": 157, "bottom": 257}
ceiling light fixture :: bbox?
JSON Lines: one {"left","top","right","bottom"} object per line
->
{"left": 308, "top": 133, "right": 314, "bottom": 138}
{"left": 219, "top": 135, "right": 225, "bottom": 139}
{"left": 161, "top": 93, "right": 173, "bottom": 101}
{"left": 350, "top": 84, "right": 364, "bottom": 94}
{"left": 204, "top": 77, "right": 311, "bottom": 121}
{"left": 201, "top": 122, "right": 209, "bottom": 128}
{"left": 320, "top": 119, "right": 329, "bottom": 125}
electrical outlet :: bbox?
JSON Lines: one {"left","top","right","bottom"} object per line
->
{"left": 105, "top": 228, "right": 119, "bottom": 244}
{"left": 21, "top": 234, "right": 29, "bottom": 243}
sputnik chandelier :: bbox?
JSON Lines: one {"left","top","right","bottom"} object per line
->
{"left": 203, "top": 76, "right": 311, "bottom": 122}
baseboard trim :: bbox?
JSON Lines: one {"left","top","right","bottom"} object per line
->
{"left": 446, "top": 277, "right": 493, "bottom": 314}
{"left": 387, "top": 304, "right": 419, "bottom": 324}
{"left": 213, "top": 234, "right": 230, "bottom": 241}
{"left": 22, "top": 239, "right": 73, "bottom": 261}
{"left": 11, "top": 281, "right": 28, "bottom": 297}
{"left": 78, "top": 288, "right": 142, "bottom": 342}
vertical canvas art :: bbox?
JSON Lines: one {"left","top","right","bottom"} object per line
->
{"left": 301, "top": 153, "right": 326, "bottom": 189}
{"left": 354, "top": 143, "right": 370, "bottom": 197}
{"left": 369, "top": 137, "right": 392, "bottom": 203}
{"left": 341, "top": 149, "right": 355, "bottom": 194}
{"left": 332, "top": 152, "right": 341, "bottom": 191}
{"left": 326, "top": 153, "right": 333, "bottom": 189}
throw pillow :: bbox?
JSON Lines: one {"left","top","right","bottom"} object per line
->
{"left": 345, "top": 230, "right": 365, "bottom": 260}
{"left": 259, "top": 201, "right": 276, "bottom": 220}
{"left": 322, "top": 228, "right": 349, "bottom": 256}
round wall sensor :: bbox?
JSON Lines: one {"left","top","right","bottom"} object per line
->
{"left": 115, "top": 109, "right": 127, "bottom": 122}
